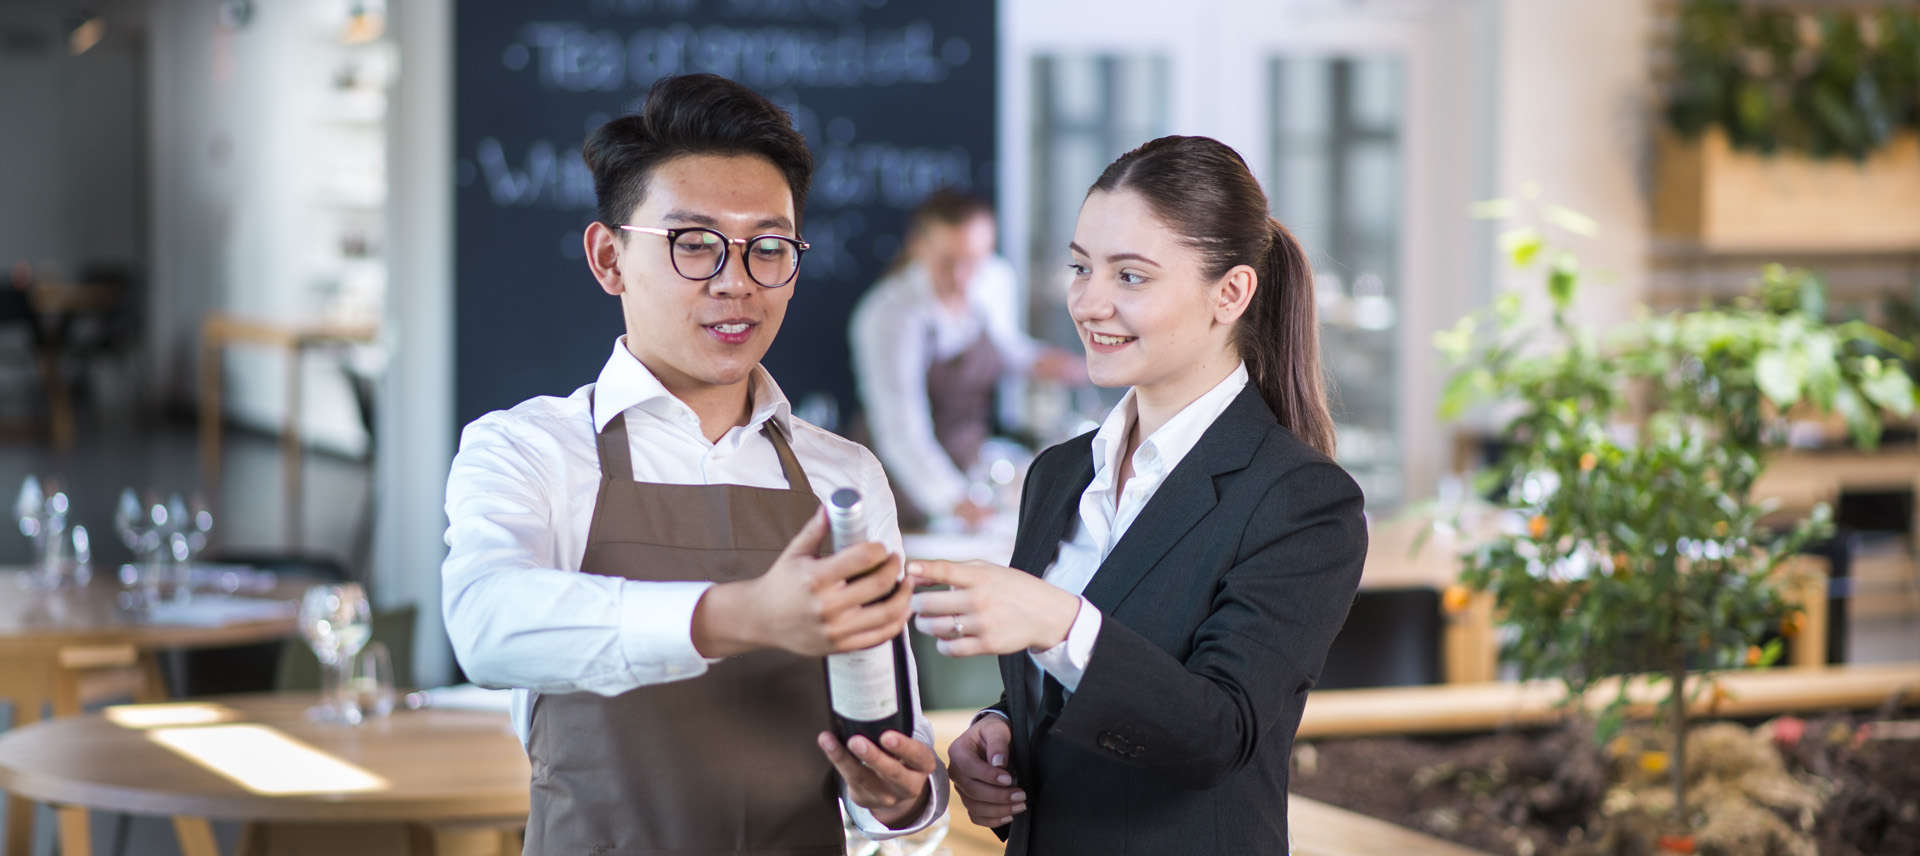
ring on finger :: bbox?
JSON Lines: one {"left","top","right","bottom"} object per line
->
{"left": 951, "top": 616, "right": 966, "bottom": 639}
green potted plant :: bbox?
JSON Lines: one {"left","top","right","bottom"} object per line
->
{"left": 1665, "top": 0, "right": 1920, "bottom": 161}
{"left": 1653, "top": 0, "right": 1920, "bottom": 252}
{"left": 1436, "top": 200, "right": 1917, "bottom": 844}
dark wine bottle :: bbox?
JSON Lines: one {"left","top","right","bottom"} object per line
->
{"left": 822, "top": 488, "right": 915, "bottom": 745}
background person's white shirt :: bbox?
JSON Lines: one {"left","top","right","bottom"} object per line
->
{"left": 850, "top": 257, "right": 1043, "bottom": 516}
{"left": 1021, "top": 364, "right": 1252, "bottom": 709}
{"left": 442, "top": 338, "right": 945, "bottom": 836}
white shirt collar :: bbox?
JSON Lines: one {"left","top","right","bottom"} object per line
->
{"left": 591, "top": 337, "right": 793, "bottom": 438}
{"left": 1089, "top": 362, "right": 1250, "bottom": 486}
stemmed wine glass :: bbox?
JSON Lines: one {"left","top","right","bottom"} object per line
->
{"left": 114, "top": 488, "right": 163, "bottom": 605}
{"left": 16, "top": 475, "right": 71, "bottom": 587}
{"left": 299, "top": 583, "right": 374, "bottom": 724}
{"left": 159, "top": 493, "right": 213, "bottom": 597}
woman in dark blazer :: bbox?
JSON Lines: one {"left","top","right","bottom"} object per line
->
{"left": 908, "top": 135, "right": 1367, "bottom": 855}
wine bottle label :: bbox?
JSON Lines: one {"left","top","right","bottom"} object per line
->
{"left": 826, "top": 641, "right": 899, "bottom": 721}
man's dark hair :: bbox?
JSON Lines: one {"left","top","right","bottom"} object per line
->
{"left": 582, "top": 74, "right": 813, "bottom": 229}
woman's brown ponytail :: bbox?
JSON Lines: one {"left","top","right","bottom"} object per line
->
{"left": 1244, "top": 217, "right": 1335, "bottom": 456}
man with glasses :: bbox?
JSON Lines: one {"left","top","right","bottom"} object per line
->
{"left": 442, "top": 73, "right": 946, "bottom": 854}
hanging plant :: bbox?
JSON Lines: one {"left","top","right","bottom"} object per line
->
{"left": 1665, "top": 0, "right": 1920, "bottom": 160}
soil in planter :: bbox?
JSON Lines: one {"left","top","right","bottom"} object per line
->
{"left": 1289, "top": 709, "right": 1920, "bottom": 856}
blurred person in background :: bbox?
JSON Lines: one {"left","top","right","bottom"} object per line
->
{"left": 851, "top": 190, "right": 1084, "bottom": 531}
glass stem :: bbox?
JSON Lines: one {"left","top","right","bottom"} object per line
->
{"left": 323, "top": 654, "right": 345, "bottom": 714}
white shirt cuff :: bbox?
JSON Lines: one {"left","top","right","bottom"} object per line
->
{"left": 617, "top": 580, "right": 721, "bottom": 682}
{"left": 845, "top": 772, "right": 943, "bottom": 839}
{"left": 1027, "top": 597, "right": 1101, "bottom": 693}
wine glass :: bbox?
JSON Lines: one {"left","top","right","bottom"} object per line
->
{"left": 69, "top": 524, "right": 92, "bottom": 586}
{"left": 159, "top": 493, "right": 201, "bottom": 598}
{"left": 15, "top": 475, "right": 42, "bottom": 540}
{"left": 300, "top": 583, "right": 373, "bottom": 724}
{"left": 115, "top": 488, "right": 162, "bottom": 605}
{"left": 184, "top": 493, "right": 214, "bottom": 557}
{"left": 16, "top": 476, "right": 70, "bottom": 586}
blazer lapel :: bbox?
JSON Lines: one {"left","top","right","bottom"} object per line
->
{"left": 1009, "top": 443, "right": 1093, "bottom": 577}
{"left": 1079, "top": 385, "right": 1272, "bottom": 614}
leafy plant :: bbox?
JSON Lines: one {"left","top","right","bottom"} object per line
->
{"left": 1437, "top": 202, "right": 1917, "bottom": 828}
{"left": 1665, "top": 0, "right": 1920, "bottom": 160}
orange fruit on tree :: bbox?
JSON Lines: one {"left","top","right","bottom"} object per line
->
{"left": 1639, "top": 750, "right": 1670, "bottom": 774}
{"left": 1745, "top": 645, "right": 1764, "bottom": 666}
{"left": 1657, "top": 834, "right": 1697, "bottom": 854}
{"left": 1780, "top": 610, "right": 1805, "bottom": 638}
{"left": 1579, "top": 452, "right": 1598, "bottom": 471}
{"left": 1527, "top": 514, "right": 1548, "bottom": 538}
{"left": 1442, "top": 585, "right": 1472, "bottom": 614}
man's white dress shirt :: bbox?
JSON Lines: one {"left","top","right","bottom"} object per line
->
{"left": 1021, "top": 363, "right": 1252, "bottom": 708}
{"left": 850, "top": 256, "right": 1045, "bottom": 516}
{"left": 443, "top": 339, "right": 945, "bottom": 836}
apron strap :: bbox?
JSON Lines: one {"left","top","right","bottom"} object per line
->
{"left": 763, "top": 421, "right": 814, "bottom": 497}
{"left": 594, "top": 396, "right": 637, "bottom": 483}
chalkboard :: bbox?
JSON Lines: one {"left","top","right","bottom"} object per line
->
{"left": 454, "top": 0, "right": 998, "bottom": 432}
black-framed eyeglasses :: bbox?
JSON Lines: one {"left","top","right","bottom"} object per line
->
{"left": 618, "top": 225, "right": 810, "bottom": 288}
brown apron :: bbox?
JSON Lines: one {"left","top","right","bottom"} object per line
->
{"left": 925, "top": 326, "right": 1006, "bottom": 475}
{"left": 893, "top": 324, "right": 1008, "bottom": 529}
{"left": 523, "top": 402, "right": 844, "bottom": 855}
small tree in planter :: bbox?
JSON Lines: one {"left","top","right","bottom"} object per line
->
{"left": 1436, "top": 204, "right": 1917, "bottom": 837}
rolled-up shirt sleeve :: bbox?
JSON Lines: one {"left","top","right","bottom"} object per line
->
{"left": 441, "top": 415, "right": 717, "bottom": 696}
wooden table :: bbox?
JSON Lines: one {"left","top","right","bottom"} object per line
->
{"left": 0, "top": 567, "right": 315, "bottom": 856}
{"left": 197, "top": 314, "right": 378, "bottom": 547}
{"left": 0, "top": 694, "right": 529, "bottom": 856}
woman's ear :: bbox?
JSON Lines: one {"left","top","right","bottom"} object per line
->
{"left": 585, "top": 222, "right": 625, "bottom": 296}
{"left": 1213, "top": 264, "right": 1258, "bottom": 326}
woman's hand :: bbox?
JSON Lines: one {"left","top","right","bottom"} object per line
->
{"left": 908, "top": 560, "right": 1081, "bottom": 656}
{"left": 948, "top": 714, "right": 1025, "bottom": 829}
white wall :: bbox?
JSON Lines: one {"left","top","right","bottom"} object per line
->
{"left": 0, "top": 1, "right": 144, "bottom": 284}
{"left": 1493, "top": 0, "right": 1655, "bottom": 327}
{"left": 375, "top": 0, "right": 455, "bottom": 685}
{"left": 146, "top": 0, "right": 367, "bottom": 454}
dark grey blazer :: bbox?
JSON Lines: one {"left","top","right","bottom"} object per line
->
{"left": 988, "top": 384, "right": 1367, "bottom": 855}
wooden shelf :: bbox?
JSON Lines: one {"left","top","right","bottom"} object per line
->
{"left": 1653, "top": 129, "right": 1920, "bottom": 255}
{"left": 1291, "top": 662, "right": 1920, "bottom": 739}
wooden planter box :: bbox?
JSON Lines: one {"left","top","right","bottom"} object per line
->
{"left": 1654, "top": 128, "right": 1920, "bottom": 253}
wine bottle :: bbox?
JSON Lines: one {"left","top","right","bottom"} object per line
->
{"left": 822, "top": 488, "right": 915, "bottom": 745}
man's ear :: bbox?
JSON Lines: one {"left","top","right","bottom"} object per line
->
{"left": 585, "top": 222, "right": 625, "bottom": 296}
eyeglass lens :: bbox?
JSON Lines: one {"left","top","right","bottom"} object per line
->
{"left": 670, "top": 228, "right": 801, "bottom": 286}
